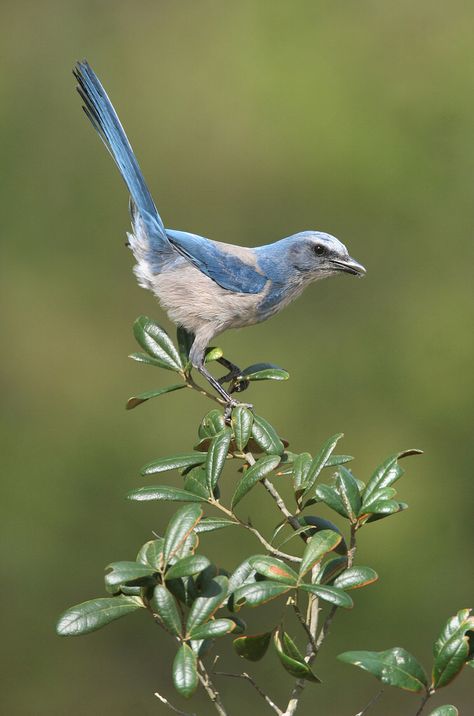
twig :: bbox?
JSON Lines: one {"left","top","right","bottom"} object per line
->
{"left": 354, "top": 688, "right": 384, "bottom": 715}
{"left": 260, "top": 476, "right": 303, "bottom": 534}
{"left": 414, "top": 690, "right": 432, "bottom": 716}
{"left": 214, "top": 670, "right": 283, "bottom": 715}
{"left": 154, "top": 691, "right": 196, "bottom": 716}
{"left": 197, "top": 660, "right": 228, "bottom": 716}
{"left": 292, "top": 599, "right": 318, "bottom": 653}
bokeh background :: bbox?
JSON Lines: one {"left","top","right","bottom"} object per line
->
{"left": 1, "top": 1, "right": 473, "bottom": 714}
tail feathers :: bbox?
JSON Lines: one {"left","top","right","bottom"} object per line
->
{"left": 73, "top": 60, "right": 168, "bottom": 245}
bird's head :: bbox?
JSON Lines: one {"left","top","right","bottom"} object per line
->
{"left": 287, "top": 231, "right": 366, "bottom": 280}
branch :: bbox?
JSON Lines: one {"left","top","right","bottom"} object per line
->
{"left": 154, "top": 691, "right": 196, "bottom": 716}
{"left": 292, "top": 598, "right": 318, "bottom": 654}
{"left": 354, "top": 689, "right": 384, "bottom": 716}
{"left": 197, "top": 660, "right": 228, "bottom": 716}
{"left": 213, "top": 670, "right": 283, "bottom": 715}
{"left": 414, "top": 690, "right": 432, "bottom": 716}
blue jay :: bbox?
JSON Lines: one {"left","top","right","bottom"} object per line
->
{"left": 74, "top": 61, "right": 365, "bottom": 407}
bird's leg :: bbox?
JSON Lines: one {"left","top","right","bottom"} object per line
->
{"left": 196, "top": 363, "right": 252, "bottom": 421}
{"left": 217, "top": 357, "right": 250, "bottom": 394}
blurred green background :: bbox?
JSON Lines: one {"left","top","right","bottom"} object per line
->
{"left": 1, "top": 1, "right": 473, "bottom": 714}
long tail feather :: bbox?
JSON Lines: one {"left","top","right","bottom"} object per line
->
{"left": 73, "top": 60, "right": 168, "bottom": 244}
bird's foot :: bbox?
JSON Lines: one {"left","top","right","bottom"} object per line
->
{"left": 224, "top": 399, "right": 254, "bottom": 423}
{"left": 217, "top": 357, "right": 250, "bottom": 394}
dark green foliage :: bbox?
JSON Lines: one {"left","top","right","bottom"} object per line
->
{"left": 56, "top": 320, "right": 470, "bottom": 713}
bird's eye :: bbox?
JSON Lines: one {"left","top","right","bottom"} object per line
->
{"left": 314, "top": 244, "right": 326, "bottom": 256}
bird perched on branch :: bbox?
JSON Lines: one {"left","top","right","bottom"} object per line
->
{"left": 73, "top": 61, "right": 366, "bottom": 408}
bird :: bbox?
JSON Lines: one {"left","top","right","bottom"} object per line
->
{"left": 73, "top": 60, "right": 366, "bottom": 409}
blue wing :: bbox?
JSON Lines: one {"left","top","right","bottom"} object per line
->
{"left": 166, "top": 230, "right": 268, "bottom": 294}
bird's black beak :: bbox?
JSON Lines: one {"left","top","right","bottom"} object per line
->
{"left": 331, "top": 257, "right": 366, "bottom": 277}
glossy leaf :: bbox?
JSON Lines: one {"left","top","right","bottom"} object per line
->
{"left": 432, "top": 608, "right": 474, "bottom": 688}
{"left": 301, "top": 433, "right": 344, "bottom": 496}
{"left": 240, "top": 363, "right": 289, "bottom": 382}
{"left": 205, "top": 346, "right": 224, "bottom": 363}
{"left": 326, "top": 454, "right": 354, "bottom": 467}
{"left": 228, "top": 559, "right": 256, "bottom": 594}
{"left": 126, "top": 384, "right": 186, "bottom": 410}
{"left": 428, "top": 707, "right": 458, "bottom": 716}
{"left": 206, "top": 428, "right": 232, "bottom": 491}
{"left": 128, "top": 351, "right": 170, "bottom": 368}
{"left": 337, "top": 467, "right": 362, "bottom": 521}
{"left": 140, "top": 452, "right": 207, "bottom": 477}
{"left": 150, "top": 585, "right": 182, "bottom": 636}
{"left": 231, "top": 454, "right": 281, "bottom": 509}
{"left": 167, "top": 576, "right": 199, "bottom": 608}
{"left": 318, "top": 557, "right": 348, "bottom": 584}
{"left": 133, "top": 316, "right": 183, "bottom": 372}
{"left": 248, "top": 556, "right": 298, "bottom": 585}
{"left": 363, "top": 499, "right": 403, "bottom": 516}
{"left": 136, "top": 539, "right": 164, "bottom": 570}
{"left": 233, "top": 632, "right": 272, "bottom": 661}
{"left": 194, "top": 517, "right": 237, "bottom": 533}
{"left": 188, "top": 618, "right": 236, "bottom": 640}
{"left": 184, "top": 466, "right": 212, "bottom": 499}
{"left": 186, "top": 575, "right": 228, "bottom": 633}
{"left": 176, "top": 326, "right": 194, "bottom": 366}
{"left": 251, "top": 414, "right": 285, "bottom": 455}
{"left": 313, "top": 484, "right": 348, "bottom": 518}
{"left": 338, "top": 648, "right": 428, "bottom": 692}
{"left": 198, "top": 409, "right": 226, "bottom": 439}
{"left": 299, "top": 584, "right": 353, "bottom": 609}
{"left": 299, "top": 530, "right": 343, "bottom": 579}
{"left": 232, "top": 580, "right": 291, "bottom": 610}
{"left": 363, "top": 450, "right": 422, "bottom": 505}
{"left": 165, "top": 555, "right": 211, "bottom": 580}
{"left": 104, "top": 561, "right": 156, "bottom": 591}
{"left": 358, "top": 487, "right": 397, "bottom": 514}
{"left": 127, "top": 485, "right": 206, "bottom": 502}
{"left": 292, "top": 452, "right": 313, "bottom": 490}
{"left": 231, "top": 406, "right": 254, "bottom": 452}
{"left": 333, "top": 566, "right": 378, "bottom": 591}
{"left": 366, "top": 501, "right": 408, "bottom": 523}
{"left": 282, "top": 515, "right": 346, "bottom": 555}
{"left": 56, "top": 596, "right": 144, "bottom": 636}
{"left": 274, "top": 630, "right": 320, "bottom": 682}
{"left": 163, "top": 504, "right": 203, "bottom": 566}
{"left": 173, "top": 643, "right": 198, "bottom": 698}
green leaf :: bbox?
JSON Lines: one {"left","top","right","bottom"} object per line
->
{"left": 284, "top": 516, "right": 347, "bottom": 555}
{"left": 318, "top": 557, "right": 348, "bottom": 585}
{"left": 127, "top": 486, "right": 206, "bottom": 502}
{"left": 333, "top": 566, "right": 378, "bottom": 591}
{"left": 56, "top": 596, "right": 144, "bottom": 636}
{"left": 358, "top": 487, "right": 397, "bottom": 515}
{"left": 338, "top": 648, "right": 428, "bottom": 692}
{"left": 274, "top": 630, "right": 320, "bottom": 682}
{"left": 231, "top": 454, "right": 281, "bottom": 509}
{"left": 363, "top": 499, "right": 403, "bottom": 516}
{"left": 299, "top": 530, "right": 343, "bottom": 579}
{"left": 301, "top": 433, "right": 344, "bottom": 497}
{"left": 363, "top": 449, "right": 422, "bottom": 505}
{"left": 336, "top": 467, "right": 362, "bottom": 521}
{"left": 104, "top": 561, "right": 156, "bottom": 592}
{"left": 228, "top": 559, "right": 256, "bottom": 594}
{"left": 173, "top": 643, "right": 198, "bottom": 698}
{"left": 198, "top": 409, "right": 226, "bottom": 439}
{"left": 313, "top": 484, "right": 348, "bottom": 518}
{"left": 206, "top": 428, "right": 232, "bottom": 492}
{"left": 140, "top": 453, "right": 207, "bottom": 476}
{"left": 129, "top": 351, "right": 171, "bottom": 368}
{"left": 232, "top": 581, "right": 291, "bottom": 610}
{"left": 231, "top": 406, "right": 254, "bottom": 452}
{"left": 188, "top": 618, "right": 236, "bottom": 640}
{"left": 194, "top": 517, "right": 238, "bottom": 533}
{"left": 186, "top": 576, "right": 228, "bottom": 633}
{"left": 240, "top": 363, "right": 289, "bottom": 382}
{"left": 126, "top": 384, "right": 186, "bottom": 410}
{"left": 184, "top": 466, "right": 213, "bottom": 499}
{"left": 325, "top": 454, "right": 354, "bottom": 467}
{"left": 150, "top": 585, "right": 182, "bottom": 636}
{"left": 428, "top": 707, "right": 459, "bottom": 716}
{"left": 432, "top": 609, "right": 474, "bottom": 688}
{"left": 205, "top": 346, "right": 224, "bottom": 363}
{"left": 251, "top": 414, "right": 285, "bottom": 455}
{"left": 165, "top": 555, "right": 211, "bottom": 581}
{"left": 133, "top": 316, "right": 183, "bottom": 372}
{"left": 299, "top": 584, "right": 353, "bottom": 609}
{"left": 177, "top": 326, "right": 194, "bottom": 366}
{"left": 291, "top": 452, "right": 313, "bottom": 490}
{"left": 233, "top": 632, "right": 272, "bottom": 661}
{"left": 136, "top": 539, "right": 164, "bottom": 570}
{"left": 365, "top": 501, "right": 408, "bottom": 523}
{"left": 163, "top": 504, "right": 203, "bottom": 566}
{"left": 248, "top": 556, "right": 298, "bottom": 585}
